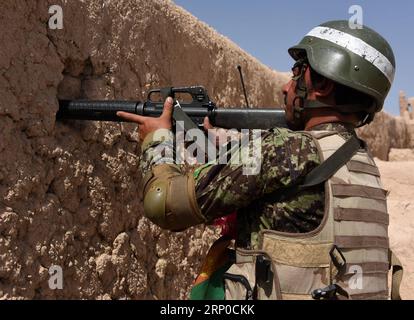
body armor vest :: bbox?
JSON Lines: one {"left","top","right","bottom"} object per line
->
{"left": 225, "top": 131, "right": 399, "bottom": 300}
{"left": 259, "top": 131, "right": 390, "bottom": 299}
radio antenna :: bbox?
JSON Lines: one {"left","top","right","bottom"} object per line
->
{"left": 237, "top": 65, "right": 250, "bottom": 108}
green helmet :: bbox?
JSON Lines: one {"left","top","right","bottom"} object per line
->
{"left": 288, "top": 20, "right": 395, "bottom": 113}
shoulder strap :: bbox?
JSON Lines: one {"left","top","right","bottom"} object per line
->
{"left": 263, "top": 135, "right": 363, "bottom": 202}
{"left": 300, "top": 134, "right": 362, "bottom": 189}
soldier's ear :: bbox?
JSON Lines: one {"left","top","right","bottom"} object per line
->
{"left": 314, "top": 78, "right": 335, "bottom": 97}
{"left": 304, "top": 67, "right": 335, "bottom": 99}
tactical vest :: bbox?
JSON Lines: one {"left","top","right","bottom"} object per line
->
{"left": 225, "top": 131, "right": 402, "bottom": 300}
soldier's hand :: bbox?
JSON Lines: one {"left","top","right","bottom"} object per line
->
{"left": 117, "top": 97, "right": 173, "bottom": 141}
{"left": 203, "top": 117, "right": 240, "bottom": 146}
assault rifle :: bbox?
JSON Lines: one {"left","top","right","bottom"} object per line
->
{"left": 56, "top": 86, "right": 287, "bottom": 130}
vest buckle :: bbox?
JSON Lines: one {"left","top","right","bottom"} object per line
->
{"left": 329, "top": 245, "right": 346, "bottom": 274}
{"left": 312, "top": 284, "right": 342, "bottom": 300}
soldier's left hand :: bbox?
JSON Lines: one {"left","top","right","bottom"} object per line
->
{"left": 116, "top": 97, "right": 173, "bottom": 141}
{"left": 203, "top": 116, "right": 241, "bottom": 146}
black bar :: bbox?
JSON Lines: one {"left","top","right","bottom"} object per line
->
{"left": 213, "top": 108, "right": 286, "bottom": 129}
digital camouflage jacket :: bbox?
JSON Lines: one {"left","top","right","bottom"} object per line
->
{"left": 140, "top": 123, "right": 355, "bottom": 249}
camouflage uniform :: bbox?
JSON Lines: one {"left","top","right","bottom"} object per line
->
{"left": 140, "top": 122, "right": 355, "bottom": 249}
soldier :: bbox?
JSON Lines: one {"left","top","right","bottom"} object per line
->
{"left": 117, "top": 20, "right": 403, "bottom": 300}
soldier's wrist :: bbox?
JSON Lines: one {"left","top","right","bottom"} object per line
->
{"left": 141, "top": 129, "right": 174, "bottom": 154}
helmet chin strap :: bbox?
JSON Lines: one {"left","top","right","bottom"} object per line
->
{"left": 299, "top": 64, "right": 336, "bottom": 109}
{"left": 289, "top": 60, "right": 309, "bottom": 124}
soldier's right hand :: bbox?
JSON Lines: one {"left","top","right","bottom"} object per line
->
{"left": 203, "top": 117, "right": 241, "bottom": 146}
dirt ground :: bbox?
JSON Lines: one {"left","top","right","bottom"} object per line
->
{"left": 376, "top": 159, "right": 414, "bottom": 300}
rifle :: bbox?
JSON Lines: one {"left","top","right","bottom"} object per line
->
{"left": 56, "top": 86, "right": 287, "bottom": 130}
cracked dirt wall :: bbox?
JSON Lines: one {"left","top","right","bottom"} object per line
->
{"left": 0, "top": 0, "right": 289, "bottom": 299}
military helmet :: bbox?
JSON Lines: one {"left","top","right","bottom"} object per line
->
{"left": 288, "top": 20, "right": 395, "bottom": 113}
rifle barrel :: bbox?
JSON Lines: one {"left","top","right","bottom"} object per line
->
{"left": 213, "top": 108, "right": 286, "bottom": 129}
{"left": 57, "top": 100, "right": 287, "bottom": 129}
{"left": 57, "top": 100, "right": 144, "bottom": 122}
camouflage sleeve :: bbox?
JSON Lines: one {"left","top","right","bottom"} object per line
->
{"left": 139, "top": 129, "right": 176, "bottom": 175}
{"left": 140, "top": 128, "right": 321, "bottom": 225}
{"left": 193, "top": 128, "right": 321, "bottom": 221}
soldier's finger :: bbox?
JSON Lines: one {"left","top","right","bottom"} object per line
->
{"left": 116, "top": 111, "right": 145, "bottom": 124}
{"left": 160, "top": 97, "right": 174, "bottom": 120}
{"left": 203, "top": 116, "right": 214, "bottom": 130}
